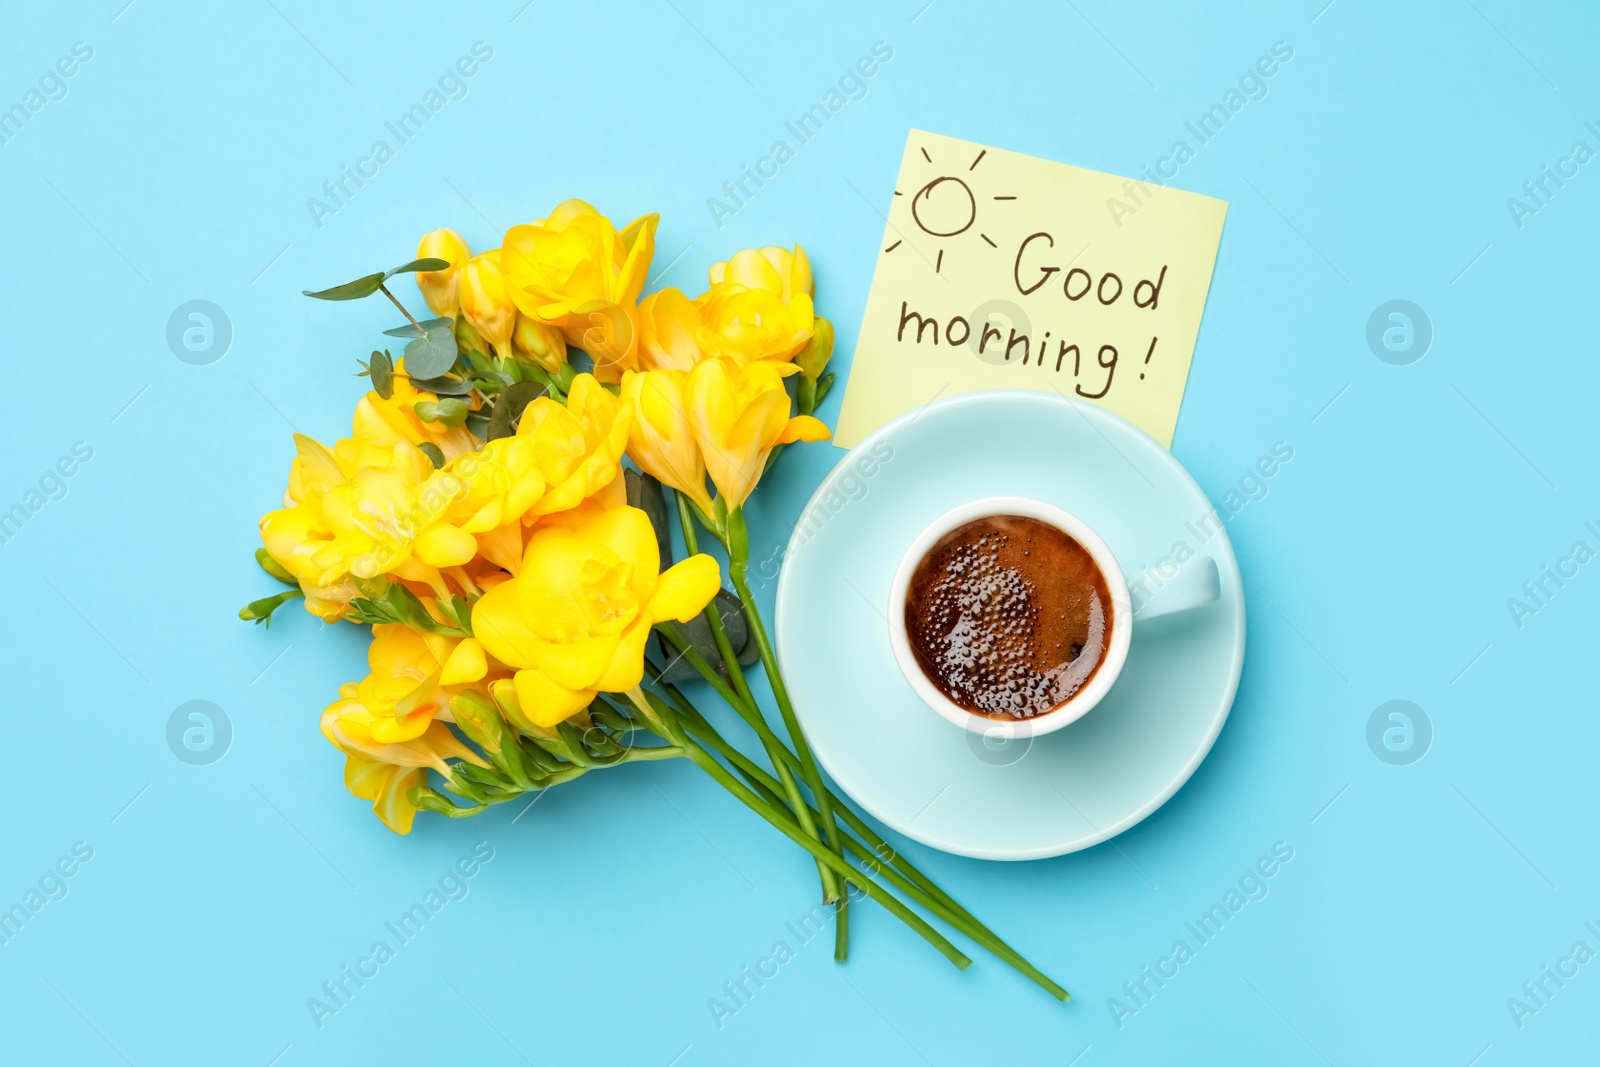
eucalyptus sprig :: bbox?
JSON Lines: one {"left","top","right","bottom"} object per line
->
{"left": 305, "top": 258, "right": 459, "bottom": 378}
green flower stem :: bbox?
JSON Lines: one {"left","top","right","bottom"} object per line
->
{"left": 377, "top": 283, "right": 423, "bottom": 333}
{"left": 672, "top": 702, "right": 1068, "bottom": 1001}
{"left": 652, "top": 669, "right": 1024, "bottom": 981}
{"left": 638, "top": 695, "right": 971, "bottom": 973}
{"left": 724, "top": 509, "right": 850, "bottom": 895}
{"left": 740, "top": 712, "right": 995, "bottom": 947}
{"left": 674, "top": 493, "right": 842, "bottom": 910}
{"left": 656, "top": 622, "right": 841, "bottom": 906}
{"left": 612, "top": 743, "right": 686, "bottom": 762}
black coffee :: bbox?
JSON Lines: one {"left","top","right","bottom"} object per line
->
{"left": 903, "top": 514, "right": 1112, "bottom": 719}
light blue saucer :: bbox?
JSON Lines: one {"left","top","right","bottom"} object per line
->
{"left": 775, "top": 390, "right": 1246, "bottom": 860}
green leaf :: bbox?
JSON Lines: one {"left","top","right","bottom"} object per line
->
{"left": 653, "top": 589, "right": 753, "bottom": 681}
{"left": 487, "top": 380, "right": 547, "bottom": 440}
{"left": 366, "top": 349, "right": 394, "bottom": 399}
{"left": 383, "top": 323, "right": 426, "bottom": 340}
{"left": 469, "top": 373, "right": 509, "bottom": 397}
{"left": 449, "top": 595, "right": 475, "bottom": 635}
{"left": 403, "top": 318, "right": 458, "bottom": 378}
{"left": 415, "top": 397, "right": 470, "bottom": 427}
{"left": 814, "top": 371, "right": 836, "bottom": 408}
{"left": 464, "top": 411, "right": 491, "bottom": 440}
{"left": 238, "top": 589, "right": 303, "bottom": 626}
{"left": 303, "top": 272, "right": 386, "bottom": 301}
{"left": 385, "top": 258, "right": 450, "bottom": 279}
{"left": 625, "top": 470, "right": 673, "bottom": 567}
{"left": 407, "top": 374, "right": 474, "bottom": 396}
{"left": 418, "top": 442, "right": 445, "bottom": 469}
{"left": 254, "top": 547, "right": 297, "bottom": 586}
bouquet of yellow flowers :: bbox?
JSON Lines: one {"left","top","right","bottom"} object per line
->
{"left": 241, "top": 199, "right": 1065, "bottom": 999}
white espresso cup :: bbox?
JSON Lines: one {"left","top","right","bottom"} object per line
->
{"left": 887, "top": 496, "right": 1220, "bottom": 739}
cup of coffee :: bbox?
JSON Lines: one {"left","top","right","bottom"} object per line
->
{"left": 887, "top": 496, "right": 1220, "bottom": 739}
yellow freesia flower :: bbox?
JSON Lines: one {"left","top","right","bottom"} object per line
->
{"left": 345, "top": 760, "right": 427, "bottom": 834}
{"left": 637, "top": 287, "right": 702, "bottom": 371}
{"left": 458, "top": 251, "right": 517, "bottom": 359}
{"left": 513, "top": 373, "right": 631, "bottom": 522}
{"left": 267, "top": 436, "right": 474, "bottom": 589}
{"left": 695, "top": 246, "right": 815, "bottom": 365}
{"left": 471, "top": 504, "right": 721, "bottom": 726}
{"left": 684, "top": 358, "right": 830, "bottom": 510}
{"left": 500, "top": 200, "right": 658, "bottom": 378}
{"left": 415, "top": 228, "right": 472, "bottom": 318}
{"left": 260, "top": 392, "right": 478, "bottom": 620}
{"left": 321, "top": 685, "right": 490, "bottom": 834}
{"left": 620, "top": 369, "right": 715, "bottom": 515}
{"left": 351, "top": 624, "right": 457, "bottom": 742}
{"left": 448, "top": 437, "right": 547, "bottom": 533}
{"left": 439, "top": 435, "right": 546, "bottom": 573}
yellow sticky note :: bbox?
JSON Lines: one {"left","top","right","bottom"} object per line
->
{"left": 834, "top": 130, "right": 1228, "bottom": 449}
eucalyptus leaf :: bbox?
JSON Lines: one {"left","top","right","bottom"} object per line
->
{"left": 464, "top": 411, "right": 491, "bottom": 440}
{"left": 383, "top": 323, "right": 426, "bottom": 340}
{"left": 303, "top": 272, "right": 386, "bottom": 301}
{"left": 487, "top": 380, "right": 547, "bottom": 440}
{"left": 367, "top": 349, "right": 394, "bottom": 399}
{"left": 385, "top": 257, "right": 450, "bottom": 279}
{"left": 433, "top": 397, "right": 470, "bottom": 427}
{"left": 403, "top": 318, "right": 458, "bottom": 378}
{"left": 407, "top": 374, "right": 474, "bottom": 396}
{"left": 418, "top": 442, "right": 445, "bottom": 469}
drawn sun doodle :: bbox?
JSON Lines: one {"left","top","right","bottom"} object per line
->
{"left": 885, "top": 144, "right": 1017, "bottom": 273}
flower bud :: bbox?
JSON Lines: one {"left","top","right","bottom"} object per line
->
{"left": 458, "top": 252, "right": 517, "bottom": 360}
{"left": 793, "top": 316, "right": 834, "bottom": 383}
{"left": 415, "top": 229, "right": 472, "bottom": 318}
{"left": 513, "top": 314, "right": 567, "bottom": 374}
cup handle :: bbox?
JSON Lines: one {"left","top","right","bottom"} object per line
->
{"left": 1129, "top": 556, "right": 1220, "bottom": 621}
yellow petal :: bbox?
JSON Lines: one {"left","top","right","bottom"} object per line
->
{"left": 648, "top": 554, "right": 722, "bottom": 624}
{"left": 513, "top": 667, "right": 595, "bottom": 728}
{"left": 293, "top": 434, "right": 348, "bottom": 491}
{"left": 596, "top": 617, "right": 653, "bottom": 692}
{"left": 777, "top": 414, "right": 832, "bottom": 445}
{"left": 343, "top": 755, "right": 389, "bottom": 801}
{"left": 472, "top": 580, "right": 540, "bottom": 668}
{"left": 639, "top": 287, "right": 701, "bottom": 371}
{"left": 373, "top": 766, "right": 426, "bottom": 835}
{"left": 475, "top": 522, "right": 525, "bottom": 574}
{"left": 530, "top": 631, "right": 624, "bottom": 690}
{"left": 440, "top": 638, "right": 488, "bottom": 685}
{"left": 369, "top": 705, "right": 436, "bottom": 744}
{"left": 414, "top": 523, "right": 477, "bottom": 567}
{"left": 573, "top": 505, "right": 659, "bottom": 599}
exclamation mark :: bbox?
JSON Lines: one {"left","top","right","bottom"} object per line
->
{"left": 1139, "top": 336, "right": 1158, "bottom": 380}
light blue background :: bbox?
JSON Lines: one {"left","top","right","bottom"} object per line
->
{"left": 2, "top": 0, "right": 1595, "bottom": 1063}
